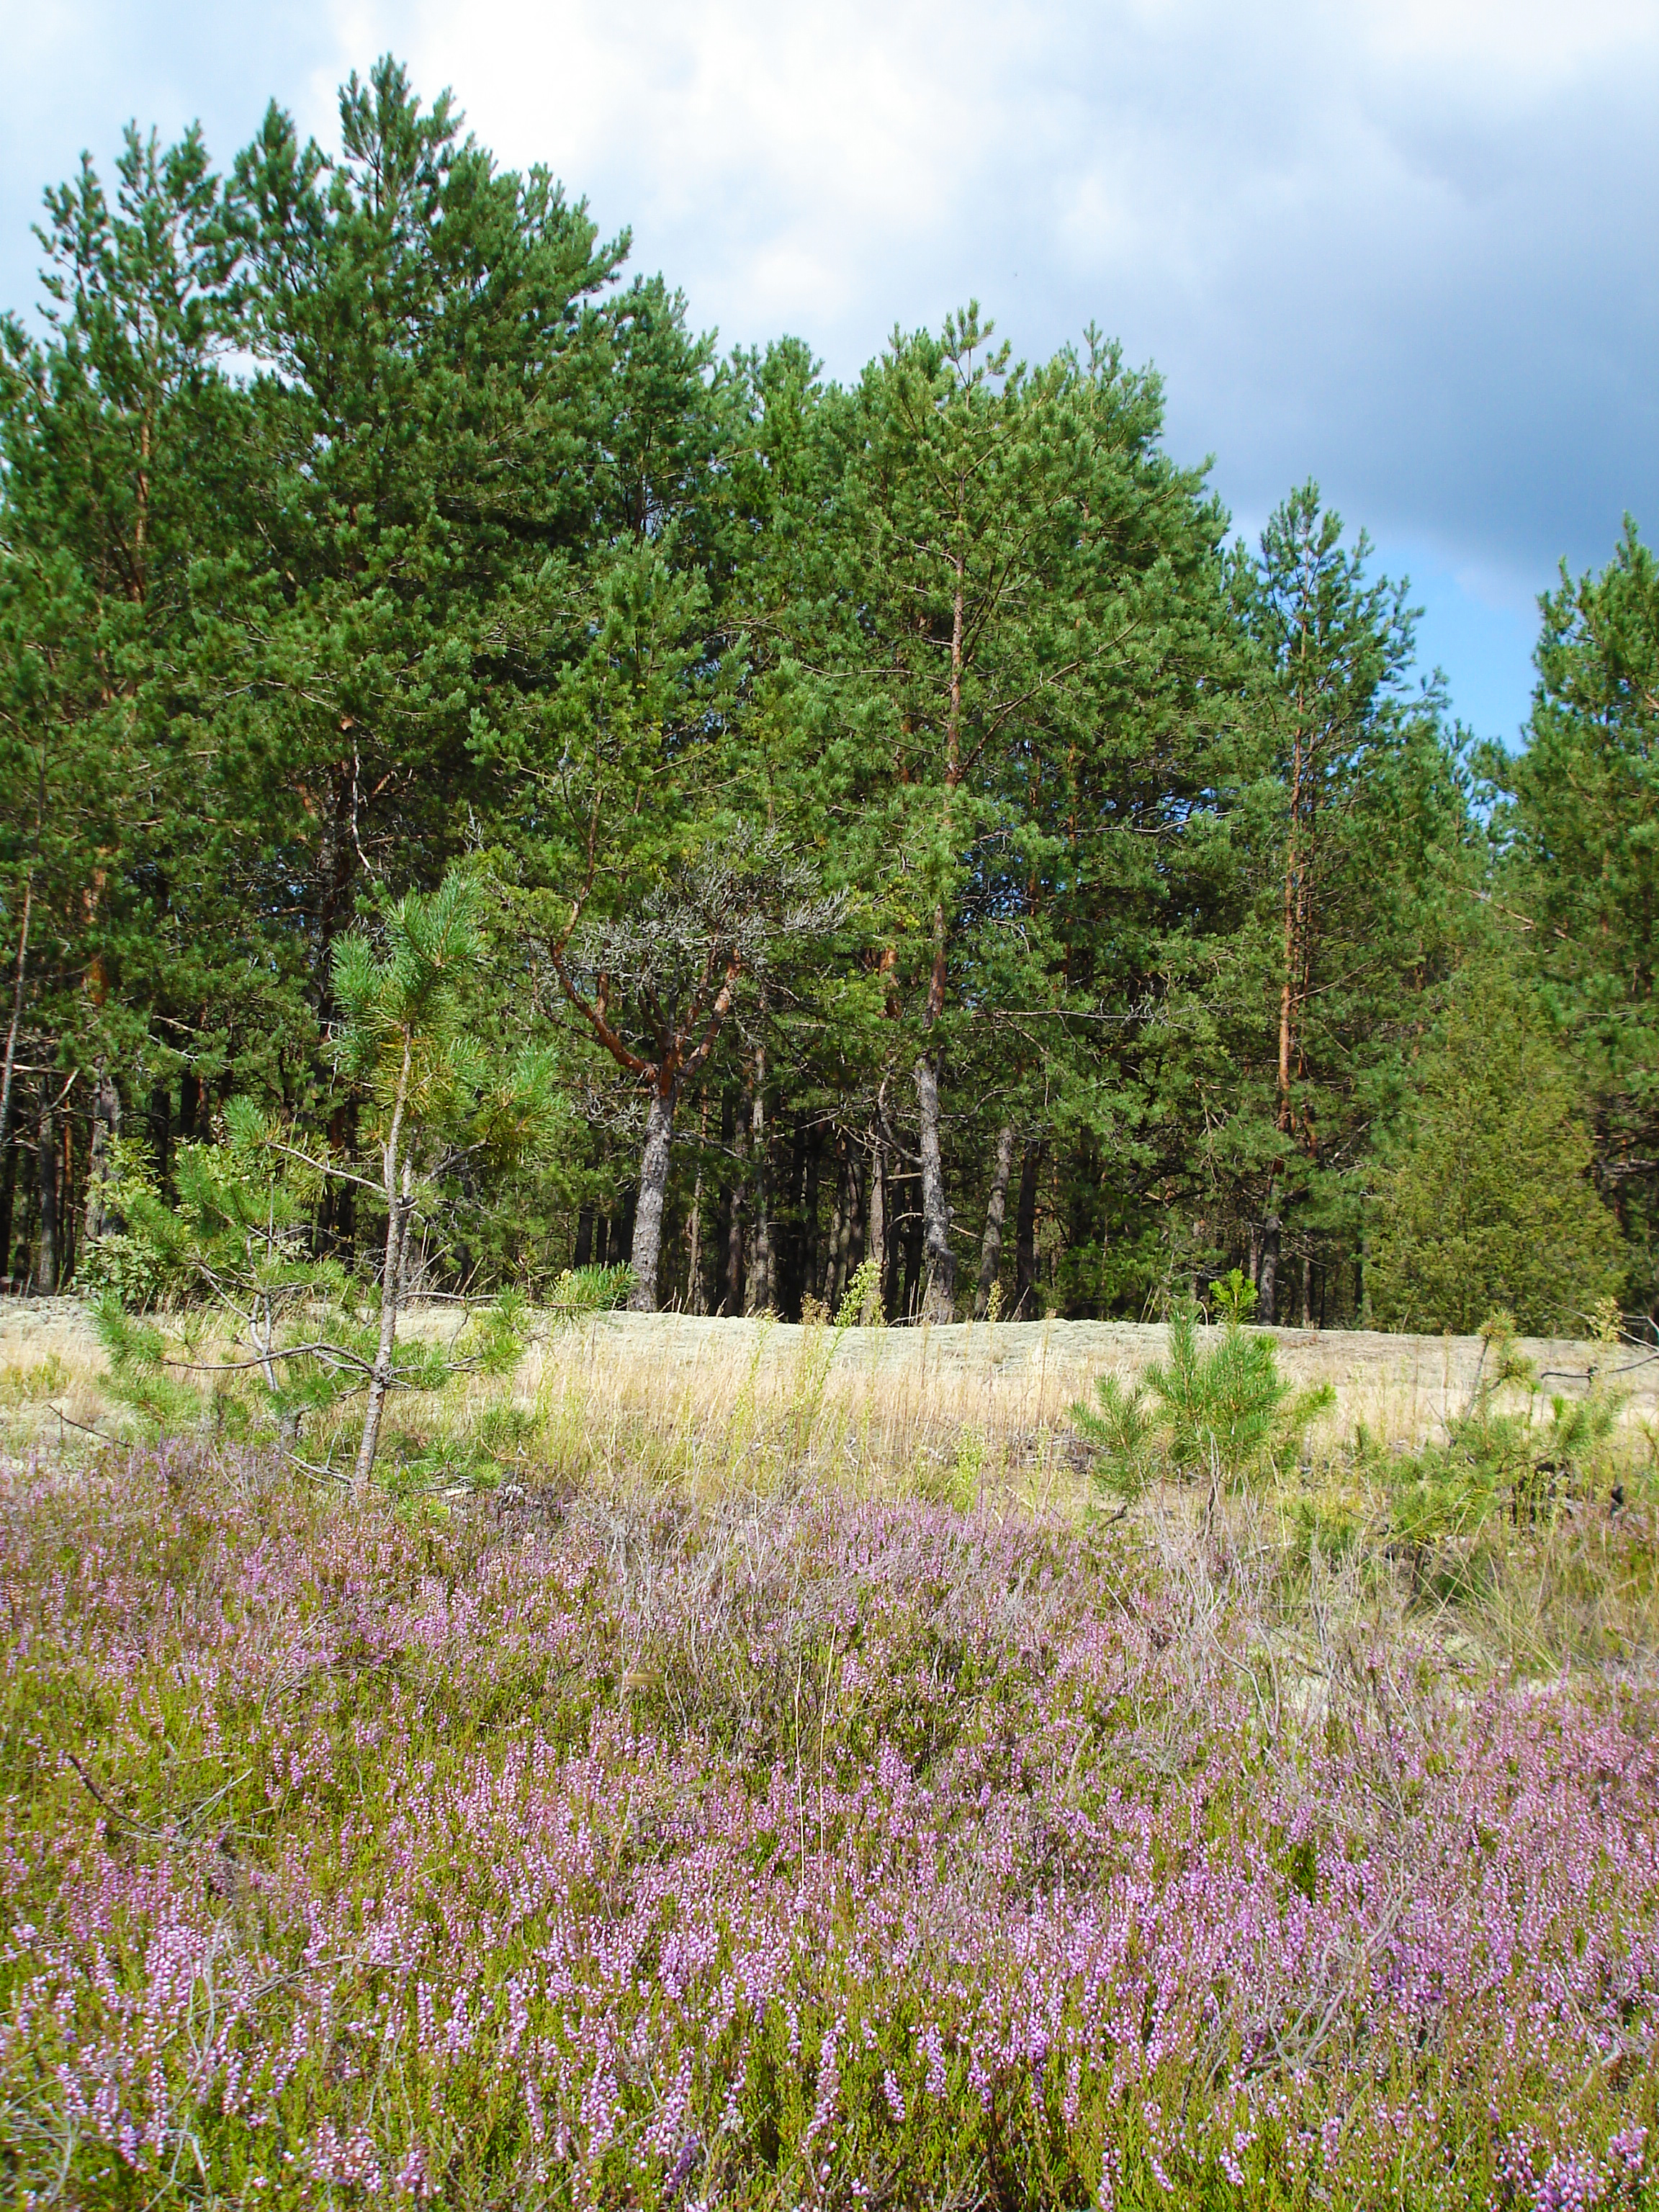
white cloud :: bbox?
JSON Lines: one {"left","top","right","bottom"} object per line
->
{"left": 1, "top": 0, "right": 1654, "bottom": 734}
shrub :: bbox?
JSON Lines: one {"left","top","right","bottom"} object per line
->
{"left": 1070, "top": 1302, "right": 1334, "bottom": 1506}
{"left": 1383, "top": 1310, "right": 1627, "bottom": 1543}
{"left": 4, "top": 1449, "right": 1655, "bottom": 2207}
{"left": 1369, "top": 964, "right": 1624, "bottom": 1334}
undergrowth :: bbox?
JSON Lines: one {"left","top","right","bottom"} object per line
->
{"left": 1, "top": 1441, "right": 1656, "bottom": 2208}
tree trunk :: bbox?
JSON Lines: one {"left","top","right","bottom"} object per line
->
{"left": 84, "top": 1064, "right": 121, "bottom": 1244}
{"left": 1014, "top": 1139, "right": 1043, "bottom": 1317}
{"left": 829, "top": 1139, "right": 858, "bottom": 1308}
{"left": 845, "top": 1151, "right": 867, "bottom": 1295}
{"left": 884, "top": 1172, "right": 907, "bottom": 1322}
{"left": 801, "top": 1122, "right": 821, "bottom": 1311}
{"left": 58, "top": 1114, "right": 74, "bottom": 1287}
{"left": 1278, "top": 722, "right": 1305, "bottom": 1143}
{"left": 628, "top": 1084, "right": 677, "bottom": 1312}
{"left": 35, "top": 1092, "right": 58, "bottom": 1295}
{"left": 974, "top": 1123, "right": 1017, "bottom": 1319}
{"left": 317, "top": 1101, "right": 357, "bottom": 1261}
{"left": 684, "top": 1096, "right": 707, "bottom": 1313}
{"left": 314, "top": 759, "right": 358, "bottom": 1009}
{"left": 574, "top": 1204, "right": 595, "bottom": 1268}
{"left": 912, "top": 1054, "right": 956, "bottom": 1323}
{"left": 748, "top": 1050, "right": 772, "bottom": 1315}
{"left": 397, "top": 1195, "right": 421, "bottom": 1310}
{"left": 866, "top": 1137, "right": 887, "bottom": 1321}
{"left": 727, "top": 1079, "right": 749, "bottom": 1316}
{"left": 1300, "top": 1249, "right": 1313, "bottom": 1329}
{"left": 1258, "top": 1212, "right": 1280, "bottom": 1328}
{"left": 0, "top": 875, "right": 31, "bottom": 1198}
{"left": 901, "top": 1193, "right": 924, "bottom": 1322}
{"left": 149, "top": 1083, "right": 172, "bottom": 1203}
{"left": 0, "top": 1112, "right": 16, "bottom": 1289}
{"left": 354, "top": 1034, "right": 413, "bottom": 1496}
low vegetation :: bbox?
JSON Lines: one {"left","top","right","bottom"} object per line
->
{"left": 2, "top": 1296, "right": 1657, "bottom": 2207}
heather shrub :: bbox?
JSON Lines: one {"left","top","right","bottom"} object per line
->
{"left": 2, "top": 1442, "right": 1655, "bottom": 2208}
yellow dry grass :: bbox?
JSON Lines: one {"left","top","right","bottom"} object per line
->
{"left": 3, "top": 1297, "right": 1653, "bottom": 1498}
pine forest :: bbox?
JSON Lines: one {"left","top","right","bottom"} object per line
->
{"left": 1, "top": 60, "right": 1652, "bottom": 1341}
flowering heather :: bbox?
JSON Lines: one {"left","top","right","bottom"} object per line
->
{"left": 1, "top": 1444, "right": 1655, "bottom": 2208}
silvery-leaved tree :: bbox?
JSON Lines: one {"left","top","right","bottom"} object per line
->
{"left": 548, "top": 827, "right": 840, "bottom": 1310}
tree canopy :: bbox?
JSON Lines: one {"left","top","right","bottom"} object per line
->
{"left": 0, "top": 58, "right": 1640, "bottom": 1339}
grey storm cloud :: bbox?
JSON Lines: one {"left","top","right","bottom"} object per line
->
{"left": 3, "top": 0, "right": 1655, "bottom": 729}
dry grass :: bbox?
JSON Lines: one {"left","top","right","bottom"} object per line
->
{"left": 0, "top": 1298, "right": 111, "bottom": 1449}
{"left": 4, "top": 1295, "right": 1655, "bottom": 1480}
{"left": 1, "top": 1294, "right": 1657, "bottom": 1690}
{"left": 502, "top": 1309, "right": 1659, "bottom": 1506}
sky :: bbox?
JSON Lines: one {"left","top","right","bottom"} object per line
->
{"left": 2, "top": 0, "right": 1655, "bottom": 749}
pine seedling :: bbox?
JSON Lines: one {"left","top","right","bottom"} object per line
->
{"left": 1071, "top": 1303, "right": 1334, "bottom": 1511}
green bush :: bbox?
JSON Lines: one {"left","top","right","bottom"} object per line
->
{"left": 1070, "top": 1303, "right": 1334, "bottom": 1506}
{"left": 1382, "top": 1311, "right": 1627, "bottom": 1543}
{"left": 1369, "top": 965, "right": 1624, "bottom": 1335}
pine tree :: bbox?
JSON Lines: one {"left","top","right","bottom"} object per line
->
{"left": 792, "top": 310, "right": 1232, "bottom": 1321}
{"left": 1480, "top": 519, "right": 1659, "bottom": 1313}
{"left": 1187, "top": 487, "right": 1467, "bottom": 1323}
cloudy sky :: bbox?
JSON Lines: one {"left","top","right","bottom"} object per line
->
{"left": 3, "top": 0, "right": 1655, "bottom": 745}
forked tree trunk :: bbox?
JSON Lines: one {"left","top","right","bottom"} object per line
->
{"left": 913, "top": 1054, "right": 955, "bottom": 1323}
{"left": 1014, "top": 1138, "right": 1044, "bottom": 1317}
{"left": 974, "top": 1123, "right": 1017, "bottom": 1318}
{"left": 628, "top": 1084, "right": 677, "bottom": 1311}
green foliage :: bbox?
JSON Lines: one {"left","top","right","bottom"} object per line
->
{"left": 1481, "top": 518, "right": 1659, "bottom": 1310}
{"left": 0, "top": 58, "right": 1650, "bottom": 1338}
{"left": 75, "top": 1135, "right": 172, "bottom": 1306}
{"left": 1370, "top": 964, "right": 1624, "bottom": 1335}
{"left": 1070, "top": 1371, "right": 1158, "bottom": 1503}
{"left": 1210, "top": 1264, "right": 1258, "bottom": 1326}
{"left": 87, "top": 1094, "right": 361, "bottom": 1440}
{"left": 547, "top": 1264, "right": 634, "bottom": 1321}
{"left": 1383, "top": 1312, "right": 1627, "bottom": 1542}
{"left": 1071, "top": 1305, "right": 1334, "bottom": 1503}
